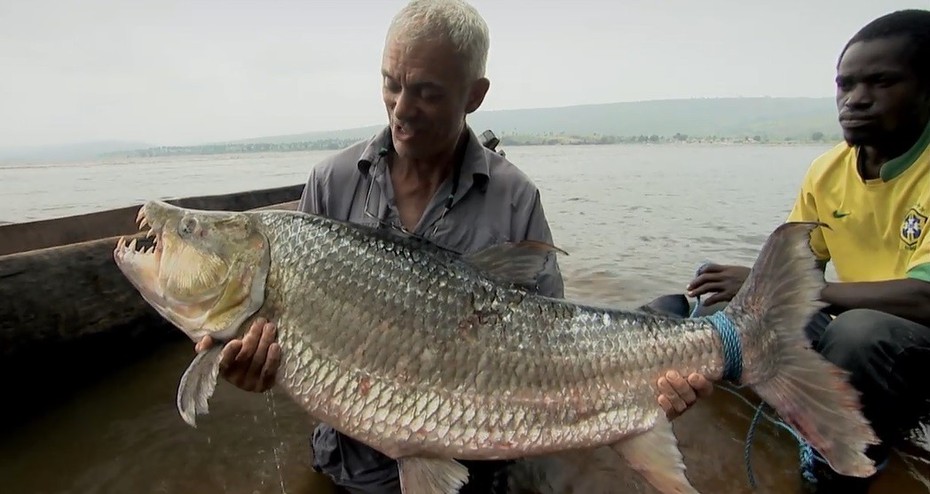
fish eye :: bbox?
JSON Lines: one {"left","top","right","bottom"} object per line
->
{"left": 179, "top": 216, "right": 198, "bottom": 237}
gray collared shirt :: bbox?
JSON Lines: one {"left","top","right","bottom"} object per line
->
{"left": 299, "top": 125, "right": 562, "bottom": 492}
{"left": 297, "top": 125, "right": 564, "bottom": 298}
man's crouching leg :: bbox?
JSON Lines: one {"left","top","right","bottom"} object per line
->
{"left": 311, "top": 424, "right": 401, "bottom": 494}
{"left": 311, "top": 424, "right": 511, "bottom": 494}
{"left": 802, "top": 308, "right": 930, "bottom": 493}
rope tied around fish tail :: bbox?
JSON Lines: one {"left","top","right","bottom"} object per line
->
{"left": 690, "top": 262, "right": 743, "bottom": 383}
{"left": 688, "top": 261, "right": 813, "bottom": 488}
{"left": 687, "top": 262, "right": 897, "bottom": 488}
{"left": 706, "top": 311, "right": 743, "bottom": 383}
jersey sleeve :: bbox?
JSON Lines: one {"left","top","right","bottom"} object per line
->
{"left": 906, "top": 232, "right": 930, "bottom": 282}
{"left": 785, "top": 173, "right": 831, "bottom": 263}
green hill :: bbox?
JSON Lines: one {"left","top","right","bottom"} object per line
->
{"left": 219, "top": 97, "right": 839, "bottom": 144}
{"left": 120, "top": 97, "right": 841, "bottom": 158}
{"left": 467, "top": 97, "right": 838, "bottom": 140}
{"left": 221, "top": 125, "right": 385, "bottom": 145}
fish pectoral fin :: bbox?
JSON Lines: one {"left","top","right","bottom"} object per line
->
{"left": 465, "top": 240, "right": 567, "bottom": 291}
{"left": 176, "top": 345, "right": 224, "bottom": 428}
{"left": 397, "top": 456, "right": 469, "bottom": 494}
{"left": 611, "top": 414, "right": 700, "bottom": 494}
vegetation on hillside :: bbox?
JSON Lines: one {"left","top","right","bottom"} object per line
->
{"left": 107, "top": 97, "right": 842, "bottom": 158}
{"left": 498, "top": 131, "right": 839, "bottom": 146}
{"left": 124, "top": 138, "right": 360, "bottom": 157}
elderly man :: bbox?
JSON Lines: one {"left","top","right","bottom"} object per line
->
{"left": 649, "top": 8, "right": 930, "bottom": 494}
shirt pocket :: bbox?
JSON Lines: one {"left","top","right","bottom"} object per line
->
{"left": 429, "top": 221, "right": 508, "bottom": 255}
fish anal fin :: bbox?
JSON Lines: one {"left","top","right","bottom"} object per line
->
{"left": 464, "top": 240, "right": 567, "bottom": 290}
{"left": 611, "top": 415, "right": 700, "bottom": 494}
{"left": 176, "top": 346, "right": 224, "bottom": 428}
{"left": 398, "top": 456, "right": 469, "bottom": 494}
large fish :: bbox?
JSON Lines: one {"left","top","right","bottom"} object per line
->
{"left": 113, "top": 201, "right": 878, "bottom": 494}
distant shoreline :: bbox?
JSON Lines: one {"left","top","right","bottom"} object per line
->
{"left": 106, "top": 132, "right": 838, "bottom": 159}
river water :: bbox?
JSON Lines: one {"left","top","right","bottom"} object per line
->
{"left": 1, "top": 143, "right": 928, "bottom": 493}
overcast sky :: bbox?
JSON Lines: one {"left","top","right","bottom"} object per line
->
{"left": 1, "top": 0, "right": 926, "bottom": 148}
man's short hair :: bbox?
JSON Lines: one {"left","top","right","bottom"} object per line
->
{"left": 839, "top": 9, "right": 930, "bottom": 89}
{"left": 387, "top": 0, "right": 490, "bottom": 81}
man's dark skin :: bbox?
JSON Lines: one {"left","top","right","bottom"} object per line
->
{"left": 682, "top": 35, "right": 930, "bottom": 335}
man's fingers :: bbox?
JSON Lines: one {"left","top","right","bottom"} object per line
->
{"left": 236, "top": 318, "right": 265, "bottom": 362}
{"left": 195, "top": 335, "right": 213, "bottom": 353}
{"left": 687, "top": 273, "right": 721, "bottom": 291}
{"left": 260, "top": 343, "right": 282, "bottom": 392}
{"left": 688, "top": 281, "right": 726, "bottom": 298}
{"left": 656, "top": 376, "right": 687, "bottom": 413}
{"left": 658, "top": 395, "right": 679, "bottom": 420}
{"left": 689, "top": 373, "right": 714, "bottom": 397}
{"left": 219, "top": 340, "right": 243, "bottom": 377}
{"left": 697, "top": 263, "right": 725, "bottom": 274}
{"left": 245, "top": 322, "right": 277, "bottom": 387}
{"left": 667, "top": 371, "right": 697, "bottom": 405}
{"left": 204, "top": 317, "right": 280, "bottom": 393}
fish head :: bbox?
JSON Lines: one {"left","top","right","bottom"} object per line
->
{"left": 113, "top": 200, "right": 270, "bottom": 342}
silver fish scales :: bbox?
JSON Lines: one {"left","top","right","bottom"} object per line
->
{"left": 114, "top": 201, "right": 879, "bottom": 494}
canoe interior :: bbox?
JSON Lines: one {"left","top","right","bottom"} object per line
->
{"left": 0, "top": 183, "right": 304, "bottom": 257}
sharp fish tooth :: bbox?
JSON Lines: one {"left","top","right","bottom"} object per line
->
{"left": 129, "top": 238, "right": 138, "bottom": 251}
{"left": 139, "top": 216, "right": 149, "bottom": 230}
{"left": 136, "top": 207, "right": 145, "bottom": 224}
{"left": 146, "top": 228, "right": 155, "bottom": 238}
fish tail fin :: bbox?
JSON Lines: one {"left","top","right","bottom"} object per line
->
{"left": 720, "top": 221, "right": 879, "bottom": 479}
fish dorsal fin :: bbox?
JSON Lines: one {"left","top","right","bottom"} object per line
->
{"left": 465, "top": 240, "right": 568, "bottom": 290}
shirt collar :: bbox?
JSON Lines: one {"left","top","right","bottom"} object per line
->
{"left": 356, "top": 125, "right": 491, "bottom": 193}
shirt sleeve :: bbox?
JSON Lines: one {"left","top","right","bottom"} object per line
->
{"left": 906, "top": 233, "right": 930, "bottom": 282}
{"left": 297, "top": 166, "right": 325, "bottom": 215}
{"left": 785, "top": 173, "right": 831, "bottom": 263}
{"left": 521, "top": 189, "right": 566, "bottom": 299}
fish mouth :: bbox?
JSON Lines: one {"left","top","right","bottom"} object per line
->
{"left": 113, "top": 204, "right": 170, "bottom": 309}
{"left": 113, "top": 201, "right": 270, "bottom": 342}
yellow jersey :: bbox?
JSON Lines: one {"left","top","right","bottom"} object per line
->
{"left": 787, "top": 121, "right": 930, "bottom": 283}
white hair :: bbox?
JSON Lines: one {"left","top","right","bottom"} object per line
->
{"left": 386, "top": 0, "right": 490, "bottom": 80}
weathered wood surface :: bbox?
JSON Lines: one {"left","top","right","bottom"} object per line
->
{"left": 1, "top": 233, "right": 161, "bottom": 359}
{"left": 0, "top": 184, "right": 304, "bottom": 256}
{"left": 0, "top": 198, "right": 300, "bottom": 360}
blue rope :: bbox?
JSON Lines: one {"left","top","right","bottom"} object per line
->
{"left": 744, "top": 403, "right": 765, "bottom": 487}
{"left": 691, "top": 262, "right": 744, "bottom": 383}
{"left": 799, "top": 440, "right": 820, "bottom": 483}
{"left": 706, "top": 311, "right": 743, "bottom": 383}
{"left": 687, "top": 262, "right": 889, "bottom": 488}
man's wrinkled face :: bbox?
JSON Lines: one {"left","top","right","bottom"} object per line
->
{"left": 381, "top": 33, "right": 488, "bottom": 161}
{"left": 835, "top": 35, "right": 930, "bottom": 147}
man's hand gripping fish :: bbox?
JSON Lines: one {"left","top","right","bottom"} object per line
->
{"left": 113, "top": 201, "right": 879, "bottom": 494}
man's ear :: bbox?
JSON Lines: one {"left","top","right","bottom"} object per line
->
{"left": 465, "top": 77, "right": 490, "bottom": 114}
